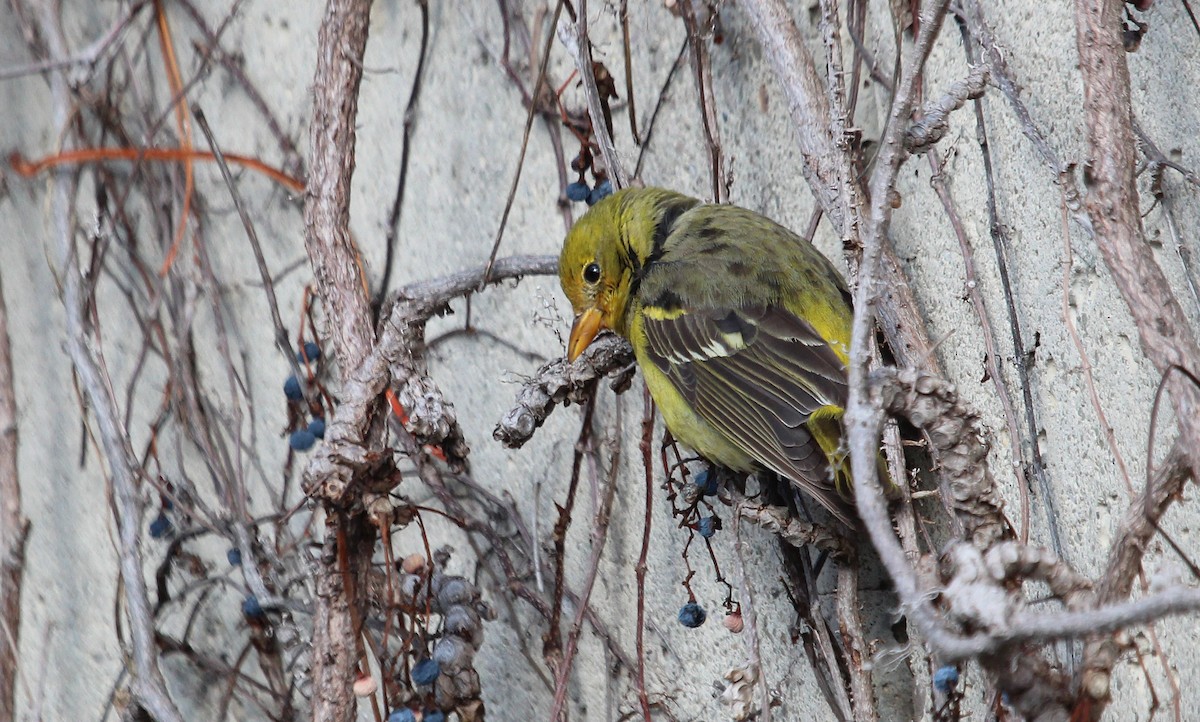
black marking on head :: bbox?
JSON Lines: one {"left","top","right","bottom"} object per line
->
{"left": 619, "top": 223, "right": 642, "bottom": 280}
{"left": 650, "top": 196, "right": 700, "bottom": 262}
{"left": 697, "top": 225, "right": 723, "bottom": 243}
{"left": 728, "top": 261, "right": 750, "bottom": 277}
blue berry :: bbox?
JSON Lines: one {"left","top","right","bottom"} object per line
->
{"left": 242, "top": 594, "right": 265, "bottom": 619}
{"left": 148, "top": 513, "right": 172, "bottom": 539}
{"left": 933, "top": 665, "right": 959, "bottom": 694}
{"left": 698, "top": 516, "right": 717, "bottom": 539}
{"left": 587, "top": 179, "right": 613, "bottom": 206}
{"left": 307, "top": 418, "right": 326, "bottom": 439}
{"left": 693, "top": 470, "right": 718, "bottom": 496}
{"left": 678, "top": 602, "right": 707, "bottom": 628}
{"left": 565, "top": 180, "right": 590, "bottom": 202}
{"left": 227, "top": 547, "right": 243, "bottom": 566}
{"left": 411, "top": 658, "right": 440, "bottom": 685}
{"left": 297, "top": 341, "right": 321, "bottom": 363}
{"left": 387, "top": 710, "right": 416, "bottom": 722}
{"left": 289, "top": 429, "right": 316, "bottom": 451}
{"left": 284, "top": 375, "right": 303, "bottom": 401}
{"left": 423, "top": 712, "right": 446, "bottom": 722}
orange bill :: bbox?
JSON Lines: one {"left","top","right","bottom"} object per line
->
{"left": 568, "top": 307, "right": 605, "bottom": 362}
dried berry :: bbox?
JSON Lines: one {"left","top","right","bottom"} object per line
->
{"left": 148, "top": 513, "right": 172, "bottom": 539}
{"left": 412, "top": 658, "right": 441, "bottom": 686}
{"left": 297, "top": 341, "right": 321, "bottom": 363}
{"left": 283, "top": 375, "right": 303, "bottom": 401}
{"left": 587, "top": 179, "right": 613, "bottom": 206}
{"left": 289, "top": 429, "right": 316, "bottom": 451}
{"left": 678, "top": 602, "right": 707, "bottom": 628}
{"left": 401, "top": 553, "right": 425, "bottom": 574}
{"left": 242, "top": 594, "right": 265, "bottom": 620}
{"left": 227, "top": 547, "right": 242, "bottom": 566}
{"left": 565, "top": 181, "right": 590, "bottom": 202}
{"left": 353, "top": 674, "right": 377, "bottom": 697}
{"left": 723, "top": 612, "right": 744, "bottom": 633}
{"left": 693, "top": 470, "right": 718, "bottom": 496}
{"left": 307, "top": 417, "right": 326, "bottom": 439}
{"left": 933, "top": 665, "right": 959, "bottom": 694}
{"left": 698, "top": 516, "right": 717, "bottom": 539}
{"left": 433, "top": 636, "right": 474, "bottom": 669}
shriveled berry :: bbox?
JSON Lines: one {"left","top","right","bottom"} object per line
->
{"left": 307, "top": 418, "right": 326, "bottom": 439}
{"left": 933, "top": 665, "right": 959, "bottom": 694}
{"left": 353, "top": 674, "right": 377, "bottom": 697}
{"left": 678, "top": 602, "right": 707, "bottom": 628}
{"left": 149, "top": 513, "right": 172, "bottom": 539}
{"left": 401, "top": 553, "right": 426, "bottom": 574}
{"left": 565, "top": 181, "right": 590, "bottom": 202}
{"left": 433, "top": 636, "right": 474, "bottom": 669}
{"left": 587, "top": 179, "right": 613, "bottom": 205}
{"left": 297, "top": 341, "right": 321, "bottom": 363}
{"left": 723, "top": 612, "right": 744, "bottom": 633}
{"left": 411, "top": 658, "right": 440, "bottom": 686}
{"left": 692, "top": 470, "right": 718, "bottom": 496}
{"left": 387, "top": 710, "right": 416, "bottom": 722}
{"left": 227, "top": 547, "right": 243, "bottom": 566}
{"left": 283, "top": 375, "right": 303, "bottom": 401}
{"left": 289, "top": 429, "right": 316, "bottom": 451}
{"left": 242, "top": 594, "right": 265, "bottom": 619}
{"left": 698, "top": 516, "right": 717, "bottom": 539}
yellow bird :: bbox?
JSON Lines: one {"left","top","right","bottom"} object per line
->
{"left": 559, "top": 187, "right": 860, "bottom": 526}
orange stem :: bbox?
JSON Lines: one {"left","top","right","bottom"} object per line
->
{"left": 9, "top": 148, "right": 304, "bottom": 193}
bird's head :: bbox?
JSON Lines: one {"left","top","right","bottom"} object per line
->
{"left": 559, "top": 187, "right": 697, "bottom": 362}
{"left": 559, "top": 191, "right": 635, "bottom": 362}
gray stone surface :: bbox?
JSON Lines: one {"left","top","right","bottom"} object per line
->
{"left": 3, "top": 1, "right": 1200, "bottom": 720}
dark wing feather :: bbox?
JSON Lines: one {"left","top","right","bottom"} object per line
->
{"left": 641, "top": 305, "right": 852, "bottom": 524}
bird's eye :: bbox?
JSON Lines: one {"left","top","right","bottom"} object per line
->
{"left": 583, "top": 262, "right": 601, "bottom": 284}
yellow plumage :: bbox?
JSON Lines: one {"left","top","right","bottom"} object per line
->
{"left": 559, "top": 187, "right": 863, "bottom": 525}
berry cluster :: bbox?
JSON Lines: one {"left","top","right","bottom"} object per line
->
{"left": 563, "top": 146, "right": 613, "bottom": 207}
{"left": 283, "top": 341, "right": 326, "bottom": 452}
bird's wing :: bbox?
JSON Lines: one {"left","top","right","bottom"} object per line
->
{"left": 640, "top": 303, "right": 852, "bottom": 523}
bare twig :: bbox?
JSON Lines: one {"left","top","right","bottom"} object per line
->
{"left": 481, "top": 0, "right": 565, "bottom": 287}
{"left": 1073, "top": 0, "right": 1200, "bottom": 479}
{"left": 845, "top": 0, "right": 954, "bottom": 655}
{"left": 681, "top": 0, "right": 727, "bottom": 202}
{"left": 32, "top": 2, "right": 186, "bottom": 718}
{"left": 557, "top": 0, "right": 630, "bottom": 188}
{"left": 302, "top": 0, "right": 378, "bottom": 718}
{"left": 308, "top": 254, "right": 559, "bottom": 503}
{"left": 550, "top": 403, "right": 620, "bottom": 720}
{"left": 836, "top": 563, "right": 877, "bottom": 722}
{"left": 905, "top": 65, "right": 988, "bottom": 153}
{"left": 0, "top": 267, "right": 28, "bottom": 722}
{"left": 735, "top": 500, "right": 849, "bottom": 557}
{"left": 731, "top": 511, "right": 770, "bottom": 722}
{"left": 494, "top": 332, "right": 634, "bottom": 448}
{"left": 378, "top": 0, "right": 431, "bottom": 311}
{"left": 956, "top": 3, "right": 1068, "bottom": 562}
{"left": 192, "top": 108, "right": 297, "bottom": 374}
{"left": 926, "top": 151, "right": 1029, "bottom": 540}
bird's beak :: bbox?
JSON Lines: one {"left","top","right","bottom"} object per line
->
{"left": 568, "top": 307, "right": 606, "bottom": 362}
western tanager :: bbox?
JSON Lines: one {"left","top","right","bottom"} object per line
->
{"left": 559, "top": 187, "right": 860, "bottom": 525}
